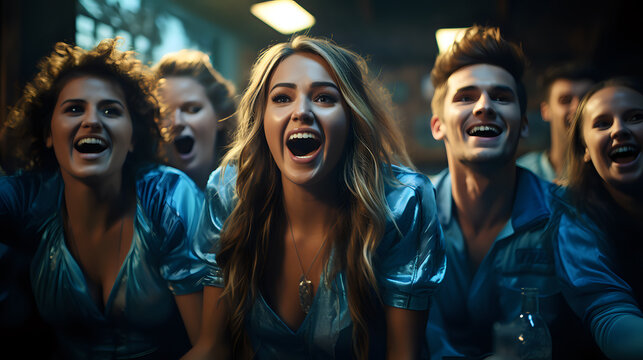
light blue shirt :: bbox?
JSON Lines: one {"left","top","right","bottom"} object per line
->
{"left": 517, "top": 151, "right": 556, "bottom": 182}
{"left": 426, "top": 167, "right": 564, "bottom": 359}
{"left": 196, "top": 164, "right": 447, "bottom": 359}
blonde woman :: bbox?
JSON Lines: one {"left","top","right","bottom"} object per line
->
{"left": 187, "top": 36, "right": 446, "bottom": 359}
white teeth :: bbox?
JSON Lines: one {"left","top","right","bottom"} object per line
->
{"left": 468, "top": 125, "right": 500, "bottom": 135}
{"left": 76, "top": 137, "right": 106, "bottom": 146}
{"left": 611, "top": 145, "right": 636, "bottom": 155}
{"left": 288, "top": 132, "right": 318, "bottom": 141}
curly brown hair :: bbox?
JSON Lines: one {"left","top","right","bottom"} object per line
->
{"left": 2, "top": 38, "right": 160, "bottom": 175}
{"left": 153, "top": 49, "right": 236, "bottom": 162}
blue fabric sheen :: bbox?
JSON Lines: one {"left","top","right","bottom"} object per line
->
{"left": 195, "top": 164, "right": 446, "bottom": 359}
{"left": 0, "top": 165, "right": 206, "bottom": 359}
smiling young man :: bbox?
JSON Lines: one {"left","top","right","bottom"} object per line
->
{"left": 517, "top": 63, "right": 598, "bottom": 182}
{"left": 424, "top": 26, "right": 584, "bottom": 359}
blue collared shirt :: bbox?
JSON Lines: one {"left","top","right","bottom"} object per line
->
{"left": 426, "top": 167, "right": 562, "bottom": 359}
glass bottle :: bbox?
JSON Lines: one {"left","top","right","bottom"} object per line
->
{"left": 512, "top": 287, "right": 552, "bottom": 360}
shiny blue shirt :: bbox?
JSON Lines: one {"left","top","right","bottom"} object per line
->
{"left": 196, "top": 164, "right": 447, "bottom": 359}
{"left": 0, "top": 165, "right": 206, "bottom": 359}
{"left": 426, "top": 167, "right": 563, "bottom": 360}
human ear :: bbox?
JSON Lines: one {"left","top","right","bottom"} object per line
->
{"left": 45, "top": 134, "right": 52, "bottom": 148}
{"left": 540, "top": 102, "right": 551, "bottom": 123}
{"left": 583, "top": 147, "right": 591, "bottom": 163}
{"left": 430, "top": 115, "right": 445, "bottom": 141}
{"left": 520, "top": 115, "right": 529, "bottom": 138}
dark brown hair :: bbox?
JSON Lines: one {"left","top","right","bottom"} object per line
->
{"left": 3, "top": 38, "right": 159, "bottom": 176}
{"left": 430, "top": 25, "right": 528, "bottom": 118}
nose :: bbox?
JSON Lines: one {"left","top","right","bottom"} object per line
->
{"left": 291, "top": 98, "right": 314, "bottom": 123}
{"left": 473, "top": 92, "right": 496, "bottom": 119}
{"left": 611, "top": 117, "right": 632, "bottom": 140}
{"left": 172, "top": 108, "right": 186, "bottom": 126}
{"left": 81, "top": 107, "right": 103, "bottom": 129}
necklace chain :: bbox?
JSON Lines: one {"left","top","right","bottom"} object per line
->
{"left": 287, "top": 215, "right": 330, "bottom": 282}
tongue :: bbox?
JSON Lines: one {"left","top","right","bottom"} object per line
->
{"left": 174, "top": 136, "right": 195, "bottom": 155}
{"left": 287, "top": 138, "right": 321, "bottom": 157}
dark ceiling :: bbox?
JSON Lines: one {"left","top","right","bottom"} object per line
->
{"left": 171, "top": 0, "right": 641, "bottom": 78}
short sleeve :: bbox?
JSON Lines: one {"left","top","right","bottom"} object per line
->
{"left": 0, "top": 171, "right": 62, "bottom": 250}
{"left": 193, "top": 165, "right": 237, "bottom": 288}
{"left": 375, "top": 167, "right": 446, "bottom": 311}
{"left": 137, "top": 166, "right": 207, "bottom": 295}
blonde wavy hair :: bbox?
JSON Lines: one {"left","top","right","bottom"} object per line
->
{"left": 216, "top": 35, "right": 412, "bottom": 359}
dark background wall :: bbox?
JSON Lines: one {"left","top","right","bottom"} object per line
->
{"left": 2, "top": 0, "right": 641, "bottom": 173}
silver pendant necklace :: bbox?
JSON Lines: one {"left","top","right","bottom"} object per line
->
{"left": 287, "top": 216, "right": 330, "bottom": 314}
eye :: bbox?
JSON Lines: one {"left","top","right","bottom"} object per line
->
{"left": 454, "top": 94, "right": 475, "bottom": 102}
{"left": 63, "top": 104, "right": 84, "bottom": 115}
{"left": 628, "top": 112, "right": 643, "bottom": 123}
{"left": 558, "top": 95, "right": 572, "bottom": 105}
{"left": 183, "top": 104, "right": 202, "bottom": 114}
{"left": 491, "top": 94, "right": 511, "bottom": 102}
{"left": 271, "top": 94, "right": 291, "bottom": 103}
{"left": 102, "top": 106, "right": 123, "bottom": 117}
{"left": 592, "top": 117, "right": 612, "bottom": 130}
{"left": 314, "top": 93, "right": 338, "bottom": 104}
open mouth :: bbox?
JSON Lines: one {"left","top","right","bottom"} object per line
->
{"left": 174, "top": 135, "right": 195, "bottom": 155}
{"left": 74, "top": 137, "right": 108, "bottom": 154}
{"left": 609, "top": 145, "right": 640, "bottom": 164}
{"left": 467, "top": 124, "right": 502, "bottom": 137}
{"left": 286, "top": 132, "right": 321, "bottom": 157}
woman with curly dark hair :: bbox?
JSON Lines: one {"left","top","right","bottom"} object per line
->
{"left": 153, "top": 49, "right": 236, "bottom": 190}
{"left": 0, "top": 38, "right": 206, "bottom": 359}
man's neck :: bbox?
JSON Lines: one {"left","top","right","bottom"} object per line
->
{"left": 449, "top": 161, "right": 517, "bottom": 270}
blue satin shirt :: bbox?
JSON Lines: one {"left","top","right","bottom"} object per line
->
{"left": 426, "top": 167, "right": 565, "bottom": 360}
{"left": 0, "top": 165, "right": 206, "bottom": 359}
{"left": 554, "top": 209, "right": 643, "bottom": 359}
{"left": 196, "top": 164, "right": 447, "bottom": 359}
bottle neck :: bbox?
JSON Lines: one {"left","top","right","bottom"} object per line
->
{"left": 521, "top": 288, "right": 539, "bottom": 314}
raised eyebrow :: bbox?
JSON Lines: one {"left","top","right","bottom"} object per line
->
{"left": 311, "top": 81, "right": 340, "bottom": 91}
{"left": 60, "top": 98, "right": 86, "bottom": 106}
{"left": 98, "top": 99, "right": 126, "bottom": 108}
{"left": 270, "top": 82, "right": 296, "bottom": 92}
{"left": 489, "top": 85, "right": 516, "bottom": 95}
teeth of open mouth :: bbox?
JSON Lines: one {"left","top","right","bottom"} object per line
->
{"left": 288, "top": 132, "right": 318, "bottom": 141}
{"left": 77, "top": 137, "right": 106, "bottom": 146}
{"left": 467, "top": 125, "right": 501, "bottom": 137}
{"left": 286, "top": 131, "right": 321, "bottom": 157}
{"left": 609, "top": 145, "right": 639, "bottom": 163}
{"left": 74, "top": 137, "right": 108, "bottom": 153}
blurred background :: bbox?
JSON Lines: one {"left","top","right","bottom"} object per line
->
{"left": 1, "top": 0, "right": 641, "bottom": 174}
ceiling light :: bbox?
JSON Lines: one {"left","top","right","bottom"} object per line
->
{"left": 251, "top": 0, "right": 315, "bottom": 34}
{"left": 435, "top": 28, "right": 468, "bottom": 53}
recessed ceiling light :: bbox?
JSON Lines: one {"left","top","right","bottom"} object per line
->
{"left": 251, "top": 0, "right": 315, "bottom": 34}
{"left": 435, "top": 28, "right": 468, "bottom": 53}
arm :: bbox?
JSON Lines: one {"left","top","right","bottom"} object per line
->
{"left": 182, "top": 286, "right": 230, "bottom": 360}
{"left": 554, "top": 213, "right": 643, "bottom": 359}
{"left": 590, "top": 304, "right": 643, "bottom": 360}
{"left": 175, "top": 291, "right": 204, "bottom": 345}
{"left": 385, "top": 306, "right": 427, "bottom": 360}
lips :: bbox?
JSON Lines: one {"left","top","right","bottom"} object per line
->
{"left": 466, "top": 124, "right": 502, "bottom": 137}
{"left": 74, "top": 136, "right": 108, "bottom": 154}
{"left": 286, "top": 130, "right": 321, "bottom": 158}
{"left": 174, "top": 135, "right": 195, "bottom": 155}
{"left": 609, "top": 144, "right": 640, "bottom": 164}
